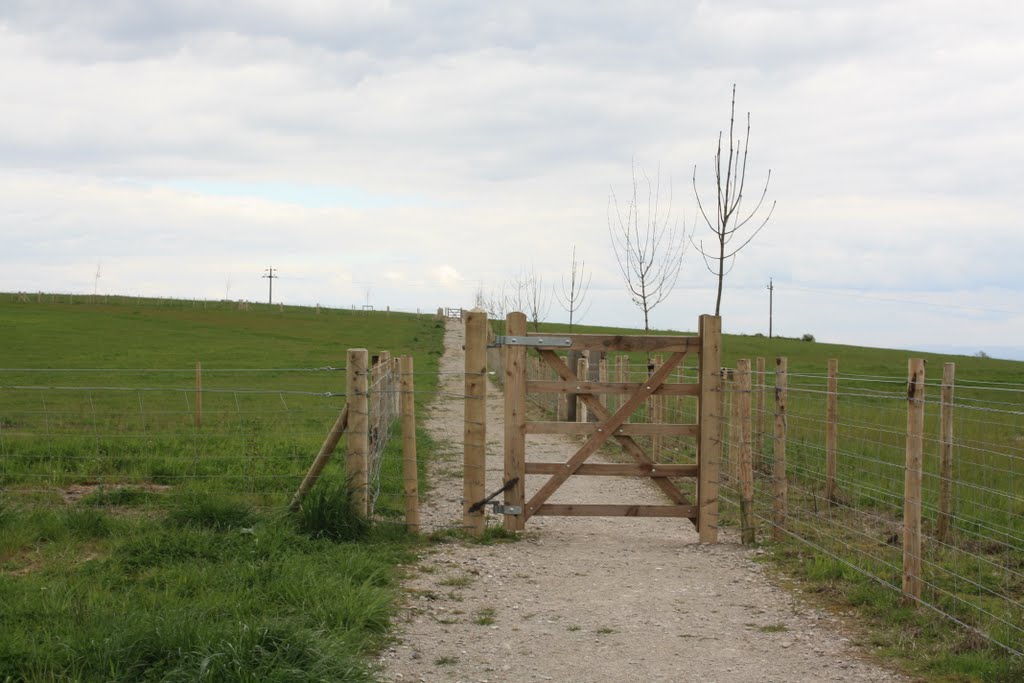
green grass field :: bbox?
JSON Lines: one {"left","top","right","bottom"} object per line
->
{"left": 3, "top": 298, "right": 1022, "bottom": 681}
{"left": 0, "top": 294, "right": 446, "bottom": 682}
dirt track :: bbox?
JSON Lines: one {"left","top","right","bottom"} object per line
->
{"left": 378, "top": 319, "right": 907, "bottom": 683}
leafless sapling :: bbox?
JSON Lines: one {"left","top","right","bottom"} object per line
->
{"left": 554, "top": 245, "right": 592, "bottom": 332}
{"left": 608, "top": 161, "right": 687, "bottom": 331}
{"left": 693, "top": 84, "right": 776, "bottom": 316}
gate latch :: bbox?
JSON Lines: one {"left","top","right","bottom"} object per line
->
{"left": 468, "top": 477, "right": 521, "bottom": 515}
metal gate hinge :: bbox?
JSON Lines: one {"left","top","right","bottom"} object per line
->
{"left": 490, "top": 503, "right": 522, "bottom": 515}
{"left": 492, "top": 335, "right": 572, "bottom": 348}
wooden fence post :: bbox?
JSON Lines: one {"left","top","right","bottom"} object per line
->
{"left": 737, "top": 359, "right": 755, "bottom": 544}
{"left": 772, "top": 357, "right": 788, "bottom": 542}
{"left": 755, "top": 356, "right": 765, "bottom": 470}
{"left": 503, "top": 311, "right": 527, "bottom": 531}
{"left": 464, "top": 309, "right": 488, "bottom": 537}
{"left": 826, "top": 358, "right": 839, "bottom": 504}
{"left": 903, "top": 358, "right": 926, "bottom": 601}
{"left": 698, "top": 314, "right": 722, "bottom": 543}
{"left": 400, "top": 355, "right": 420, "bottom": 533}
{"left": 937, "top": 362, "right": 956, "bottom": 544}
{"left": 347, "top": 348, "right": 370, "bottom": 516}
{"left": 194, "top": 361, "right": 203, "bottom": 429}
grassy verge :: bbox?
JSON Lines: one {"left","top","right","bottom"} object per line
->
{"left": 0, "top": 294, "right": 447, "bottom": 681}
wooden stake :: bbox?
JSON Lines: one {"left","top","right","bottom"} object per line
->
{"left": 903, "top": 358, "right": 926, "bottom": 601}
{"left": 754, "top": 356, "right": 765, "bottom": 470}
{"left": 289, "top": 405, "right": 349, "bottom": 511}
{"left": 698, "top": 314, "right": 722, "bottom": 543}
{"left": 400, "top": 355, "right": 420, "bottom": 533}
{"left": 826, "top": 358, "right": 839, "bottom": 504}
{"left": 194, "top": 361, "right": 203, "bottom": 429}
{"left": 347, "top": 348, "right": 370, "bottom": 516}
{"left": 503, "top": 311, "right": 527, "bottom": 531}
{"left": 737, "top": 359, "right": 755, "bottom": 544}
{"left": 937, "top": 362, "right": 956, "bottom": 544}
{"left": 772, "top": 357, "right": 788, "bottom": 542}
{"left": 464, "top": 309, "right": 489, "bottom": 537}
{"left": 727, "top": 369, "right": 738, "bottom": 485}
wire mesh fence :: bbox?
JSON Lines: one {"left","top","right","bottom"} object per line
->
{"left": 0, "top": 360, "right": 421, "bottom": 525}
{"left": 712, "top": 360, "right": 1024, "bottom": 658}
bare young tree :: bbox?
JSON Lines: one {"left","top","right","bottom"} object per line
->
{"left": 608, "top": 161, "right": 687, "bottom": 331}
{"left": 508, "top": 265, "right": 550, "bottom": 331}
{"left": 554, "top": 245, "right": 592, "bottom": 332}
{"left": 693, "top": 84, "right": 776, "bottom": 316}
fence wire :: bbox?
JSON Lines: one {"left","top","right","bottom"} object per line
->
{"left": 714, "top": 364, "right": 1024, "bottom": 658}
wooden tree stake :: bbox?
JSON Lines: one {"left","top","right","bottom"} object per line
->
{"left": 698, "top": 314, "right": 722, "bottom": 543}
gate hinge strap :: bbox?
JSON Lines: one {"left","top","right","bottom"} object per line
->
{"left": 491, "top": 335, "right": 572, "bottom": 348}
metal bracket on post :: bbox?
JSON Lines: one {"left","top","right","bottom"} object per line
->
{"left": 468, "top": 477, "right": 521, "bottom": 514}
{"left": 491, "top": 336, "right": 572, "bottom": 348}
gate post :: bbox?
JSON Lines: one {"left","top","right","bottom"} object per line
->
{"left": 698, "top": 315, "right": 722, "bottom": 543}
{"left": 464, "top": 309, "right": 488, "bottom": 537}
{"left": 503, "top": 312, "right": 527, "bottom": 531}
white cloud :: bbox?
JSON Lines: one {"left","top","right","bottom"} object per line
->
{"left": 1, "top": 2, "right": 1023, "bottom": 357}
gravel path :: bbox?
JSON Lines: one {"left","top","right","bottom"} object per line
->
{"left": 378, "top": 319, "right": 908, "bottom": 683}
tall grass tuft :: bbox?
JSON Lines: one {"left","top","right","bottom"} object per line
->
{"left": 294, "top": 481, "right": 370, "bottom": 542}
{"left": 166, "top": 495, "right": 257, "bottom": 531}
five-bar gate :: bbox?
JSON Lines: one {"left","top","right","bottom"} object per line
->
{"left": 495, "top": 311, "right": 721, "bottom": 542}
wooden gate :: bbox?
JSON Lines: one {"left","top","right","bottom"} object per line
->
{"left": 497, "top": 312, "right": 721, "bottom": 542}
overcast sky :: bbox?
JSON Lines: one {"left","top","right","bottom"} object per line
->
{"left": 2, "top": 1, "right": 1023, "bottom": 359}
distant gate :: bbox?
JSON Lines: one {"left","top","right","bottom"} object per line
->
{"left": 491, "top": 311, "right": 722, "bottom": 542}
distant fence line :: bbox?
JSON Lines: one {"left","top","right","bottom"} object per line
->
{"left": 0, "top": 355, "right": 437, "bottom": 531}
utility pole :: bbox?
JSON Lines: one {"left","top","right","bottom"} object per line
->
{"left": 767, "top": 278, "right": 774, "bottom": 338}
{"left": 263, "top": 267, "right": 278, "bottom": 304}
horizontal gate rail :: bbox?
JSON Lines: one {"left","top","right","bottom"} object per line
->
{"left": 535, "top": 504, "right": 699, "bottom": 518}
{"left": 524, "top": 422, "right": 698, "bottom": 437}
{"left": 525, "top": 380, "right": 700, "bottom": 396}
{"left": 524, "top": 463, "right": 698, "bottom": 477}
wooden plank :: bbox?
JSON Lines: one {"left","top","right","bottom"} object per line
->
{"left": 525, "top": 421, "right": 698, "bottom": 437}
{"left": 754, "top": 356, "right": 765, "bottom": 470}
{"left": 463, "top": 310, "right": 488, "bottom": 537}
{"left": 526, "top": 350, "right": 688, "bottom": 517}
{"left": 534, "top": 504, "right": 698, "bottom": 518}
{"left": 525, "top": 462, "right": 699, "bottom": 477}
{"left": 502, "top": 312, "right": 527, "bottom": 531}
{"left": 698, "top": 315, "right": 722, "bottom": 543}
{"left": 527, "top": 380, "right": 699, "bottom": 396}
{"left": 528, "top": 332, "right": 701, "bottom": 353}
{"left": 903, "top": 358, "right": 926, "bottom": 600}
